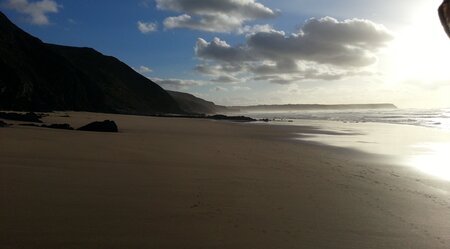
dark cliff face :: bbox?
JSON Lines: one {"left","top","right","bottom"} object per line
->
{"left": 167, "top": 90, "right": 227, "bottom": 114}
{"left": 0, "top": 12, "right": 181, "bottom": 114}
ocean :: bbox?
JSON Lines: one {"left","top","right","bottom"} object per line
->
{"left": 241, "top": 108, "right": 450, "bottom": 181}
{"left": 243, "top": 108, "right": 450, "bottom": 131}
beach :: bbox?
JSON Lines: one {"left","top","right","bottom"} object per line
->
{"left": 1, "top": 112, "right": 450, "bottom": 248}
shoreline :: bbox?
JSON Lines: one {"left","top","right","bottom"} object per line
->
{"left": 1, "top": 112, "right": 450, "bottom": 248}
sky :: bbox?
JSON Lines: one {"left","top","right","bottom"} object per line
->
{"left": 1, "top": 0, "right": 450, "bottom": 108}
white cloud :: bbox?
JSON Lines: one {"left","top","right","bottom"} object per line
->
{"left": 195, "top": 17, "right": 393, "bottom": 84}
{"left": 232, "top": 86, "right": 251, "bottom": 91}
{"left": 4, "top": 0, "right": 60, "bottom": 25}
{"left": 156, "top": 0, "right": 278, "bottom": 33}
{"left": 153, "top": 77, "right": 207, "bottom": 90}
{"left": 137, "top": 21, "right": 158, "bottom": 33}
{"left": 237, "top": 24, "right": 275, "bottom": 35}
{"left": 134, "top": 65, "right": 153, "bottom": 74}
{"left": 195, "top": 64, "right": 243, "bottom": 75}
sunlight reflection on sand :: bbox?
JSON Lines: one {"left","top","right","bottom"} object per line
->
{"left": 407, "top": 142, "right": 450, "bottom": 181}
{"left": 293, "top": 120, "right": 450, "bottom": 181}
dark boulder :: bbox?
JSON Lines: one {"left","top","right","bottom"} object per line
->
{"left": 77, "top": 120, "right": 118, "bottom": 132}
{"left": 0, "top": 120, "right": 8, "bottom": 127}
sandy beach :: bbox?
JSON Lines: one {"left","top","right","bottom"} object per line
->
{"left": 1, "top": 112, "right": 450, "bottom": 249}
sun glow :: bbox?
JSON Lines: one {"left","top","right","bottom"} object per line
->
{"left": 384, "top": 1, "right": 450, "bottom": 83}
{"left": 407, "top": 143, "right": 450, "bottom": 181}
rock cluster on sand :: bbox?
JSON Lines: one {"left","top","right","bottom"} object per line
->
{"left": 18, "top": 119, "right": 119, "bottom": 132}
{"left": 207, "top": 114, "right": 256, "bottom": 122}
{"left": 0, "top": 120, "right": 8, "bottom": 127}
{"left": 77, "top": 120, "right": 118, "bottom": 132}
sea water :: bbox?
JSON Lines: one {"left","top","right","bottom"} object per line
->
{"left": 241, "top": 108, "right": 450, "bottom": 181}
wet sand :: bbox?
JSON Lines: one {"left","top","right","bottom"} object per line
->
{"left": 1, "top": 112, "right": 450, "bottom": 248}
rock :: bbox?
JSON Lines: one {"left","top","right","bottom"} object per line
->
{"left": 207, "top": 114, "right": 256, "bottom": 122}
{"left": 0, "top": 120, "right": 8, "bottom": 127}
{"left": 77, "top": 120, "right": 118, "bottom": 132}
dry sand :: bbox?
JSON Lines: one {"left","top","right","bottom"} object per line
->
{"left": 1, "top": 112, "right": 450, "bottom": 249}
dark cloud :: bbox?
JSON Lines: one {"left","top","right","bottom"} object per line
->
{"left": 301, "top": 17, "right": 393, "bottom": 49}
{"left": 156, "top": 0, "right": 278, "bottom": 32}
{"left": 195, "top": 38, "right": 251, "bottom": 62}
{"left": 195, "top": 17, "right": 393, "bottom": 83}
{"left": 246, "top": 17, "right": 393, "bottom": 67}
{"left": 247, "top": 30, "right": 379, "bottom": 67}
{"left": 250, "top": 60, "right": 299, "bottom": 75}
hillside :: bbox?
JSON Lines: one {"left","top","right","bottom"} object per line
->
{"left": 0, "top": 12, "right": 180, "bottom": 114}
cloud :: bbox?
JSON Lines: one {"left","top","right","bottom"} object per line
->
{"left": 195, "top": 63, "right": 243, "bottom": 75}
{"left": 195, "top": 37, "right": 250, "bottom": 62}
{"left": 237, "top": 24, "right": 275, "bottom": 35}
{"left": 195, "top": 17, "right": 393, "bottom": 83}
{"left": 134, "top": 65, "right": 153, "bottom": 74}
{"left": 232, "top": 86, "right": 251, "bottom": 91}
{"left": 4, "top": 0, "right": 60, "bottom": 25}
{"left": 301, "top": 17, "right": 393, "bottom": 49}
{"left": 211, "top": 75, "right": 241, "bottom": 83}
{"left": 195, "top": 63, "right": 245, "bottom": 83}
{"left": 163, "top": 13, "right": 242, "bottom": 33}
{"left": 156, "top": 0, "right": 278, "bottom": 33}
{"left": 211, "top": 86, "right": 229, "bottom": 92}
{"left": 153, "top": 77, "right": 207, "bottom": 90}
{"left": 137, "top": 21, "right": 158, "bottom": 33}
{"left": 246, "top": 17, "right": 393, "bottom": 67}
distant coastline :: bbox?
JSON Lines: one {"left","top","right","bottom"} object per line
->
{"left": 228, "top": 103, "right": 397, "bottom": 112}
